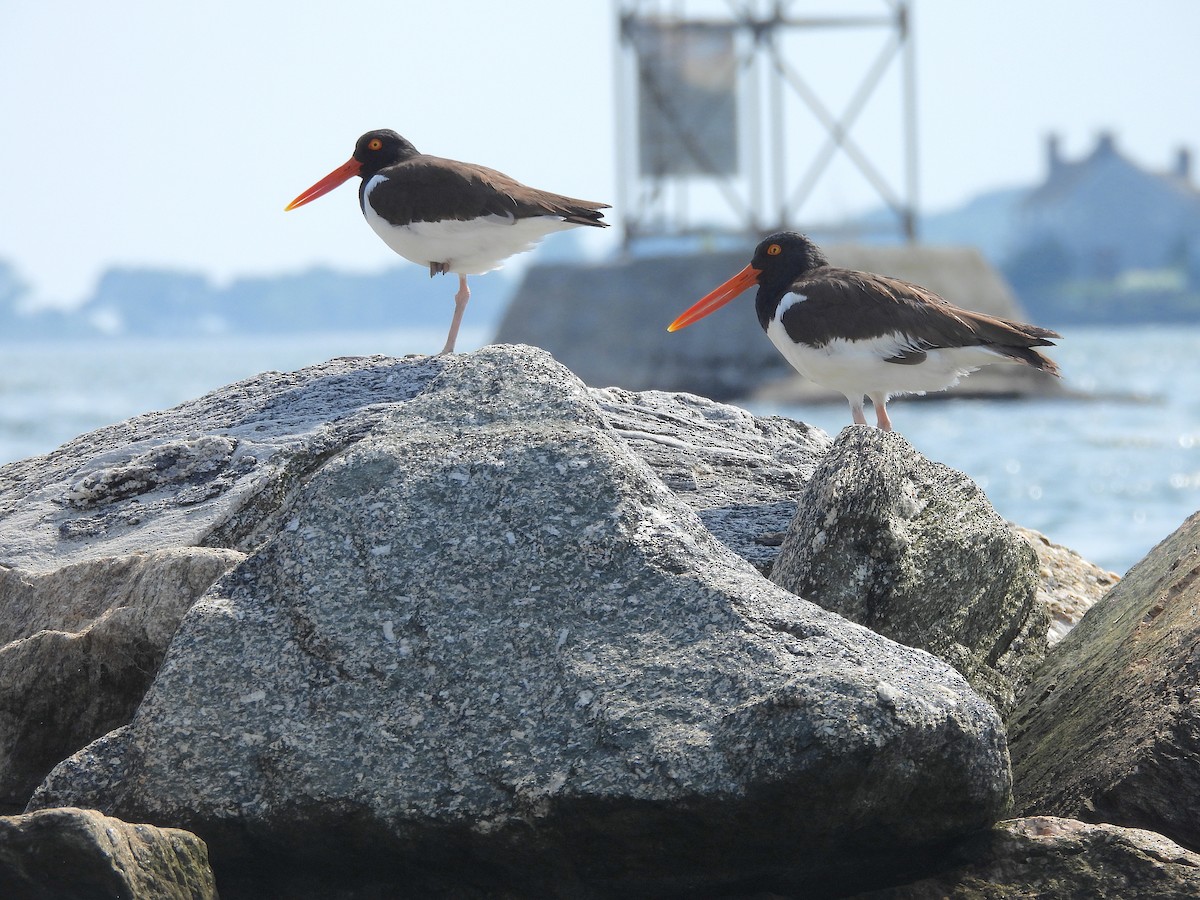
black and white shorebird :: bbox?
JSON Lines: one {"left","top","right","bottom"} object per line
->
{"left": 668, "top": 232, "right": 1060, "bottom": 431}
{"left": 286, "top": 129, "right": 609, "bottom": 354}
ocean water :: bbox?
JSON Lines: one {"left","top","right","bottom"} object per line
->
{"left": 1, "top": 324, "right": 1196, "bottom": 576}
{"left": 0, "top": 327, "right": 485, "bottom": 465}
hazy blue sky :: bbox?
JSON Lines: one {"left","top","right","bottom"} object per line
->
{"left": 2, "top": 1, "right": 1198, "bottom": 308}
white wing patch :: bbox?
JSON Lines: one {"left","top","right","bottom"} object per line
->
{"left": 775, "top": 292, "right": 808, "bottom": 319}
{"left": 362, "top": 175, "right": 578, "bottom": 275}
{"left": 764, "top": 323, "right": 1021, "bottom": 402}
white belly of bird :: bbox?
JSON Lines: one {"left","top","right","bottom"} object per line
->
{"left": 362, "top": 201, "right": 577, "bottom": 275}
{"left": 765, "top": 321, "right": 1016, "bottom": 402}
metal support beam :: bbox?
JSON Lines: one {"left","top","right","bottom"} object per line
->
{"left": 615, "top": 0, "right": 918, "bottom": 245}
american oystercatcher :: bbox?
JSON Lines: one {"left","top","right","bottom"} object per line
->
{"left": 286, "top": 129, "right": 609, "bottom": 354}
{"left": 668, "top": 232, "right": 1060, "bottom": 431}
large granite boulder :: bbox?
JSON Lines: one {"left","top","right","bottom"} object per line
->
{"left": 770, "top": 427, "right": 1050, "bottom": 716}
{"left": 0, "top": 806, "right": 217, "bottom": 899}
{"left": 0, "top": 358, "right": 833, "bottom": 821}
{"left": 25, "top": 346, "right": 1011, "bottom": 897}
{"left": 1008, "top": 510, "right": 1200, "bottom": 851}
{"left": 857, "top": 816, "right": 1200, "bottom": 899}
{"left": 0, "top": 548, "right": 243, "bottom": 812}
{"left": 0, "top": 355, "right": 831, "bottom": 579}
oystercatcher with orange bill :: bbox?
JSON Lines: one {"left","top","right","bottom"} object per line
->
{"left": 668, "top": 232, "right": 1060, "bottom": 431}
{"left": 286, "top": 129, "right": 609, "bottom": 354}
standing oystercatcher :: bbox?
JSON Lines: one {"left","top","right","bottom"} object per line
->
{"left": 286, "top": 129, "right": 609, "bottom": 354}
{"left": 668, "top": 232, "right": 1060, "bottom": 431}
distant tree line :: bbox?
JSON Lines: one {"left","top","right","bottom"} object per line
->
{"left": 0, "top": 261, "right": 513, "bottom": 341}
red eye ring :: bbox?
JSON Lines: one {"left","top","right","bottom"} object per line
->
{"left": 368, "top": 138, "right": 383, "bottom": 151}
{"left": 767, "top": 243, "right": 782, "bottom": 256}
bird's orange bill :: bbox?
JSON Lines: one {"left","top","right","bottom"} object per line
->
{"left": 666, "top": 264, "right": 762, "bottom": 332}
{"left": 284, "top": 157, "right": 363, "bottom": 211}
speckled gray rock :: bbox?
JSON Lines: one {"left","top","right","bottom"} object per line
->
{"left": 855, "top": 816, "right": 1200, "bottom": 899}
{"left": 0, "top": 806, "right": 217, "bottom": 900}
{"left": 1008, "top": 510, "right": 1200, "bottom": 852}
{"left": 30, "top": 348, "right": 1010, "bottom": 898}
{"left": 770, "top": 427, "right": 1049, "bottom": 716}
{"left": 590, "top": 387, "right": 830, "bottom": 572}
{"left": 0, "top": 547, "right": 243, "bottom": 810}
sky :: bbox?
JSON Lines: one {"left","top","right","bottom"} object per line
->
{"left": 2, "top": 1, "right": 1199, "bottom": 309}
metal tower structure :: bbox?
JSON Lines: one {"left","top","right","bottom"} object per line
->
{"left": 615, "top": 0, "right": 918, "bottom": 245}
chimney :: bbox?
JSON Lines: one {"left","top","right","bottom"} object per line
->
{"left": 1175, "top": 146, "right": 1192, "bottom": 182}
{"left": 1094, "top": 131, "right": 1117, "bottom": 158}
{"left": 1045, "top": 133, "right": 1063, "bottom": 177}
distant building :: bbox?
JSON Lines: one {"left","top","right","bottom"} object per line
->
{"left": 910, "top": 132, "right": 1200, "bottom": 322}
{"left": 1010, "top": 132, "right": 1200, "bottom": 281}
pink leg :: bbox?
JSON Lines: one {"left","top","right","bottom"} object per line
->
{"left": 850, "top": 400, "right": 868, "bottom": 426}
{"left": 870, "top": 394, "right": 893, "bottom": 431}
{"left": 439, "top": 274, "right": 470, "bottom": 355}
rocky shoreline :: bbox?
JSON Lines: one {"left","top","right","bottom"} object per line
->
{"left": 0, "top": 344, "right": 1196, "bottom": 898}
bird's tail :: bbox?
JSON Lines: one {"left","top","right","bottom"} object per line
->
{"left": 994, "top": 344, "right": 1061, "bottom": 376}
{"left": 964, "top": 312, "right": 1061, "bottom": 376}
{"left": 559, "top": 202, "right": 610, "bottom": 228}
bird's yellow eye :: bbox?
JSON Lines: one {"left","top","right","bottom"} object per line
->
{"left": 767, "top": 243, "right": 782, "bottom": 256}
{"left": 368, "top": 138, "right": 383, "bottom": 151}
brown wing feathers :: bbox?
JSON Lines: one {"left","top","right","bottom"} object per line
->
{"left": 785, "top": 268, "right": 1060, "bottom": 375}
{"left": 894, "top": 281, "right": 1061, "bottom": 376}
{"left": 368, "top": 156, "right": 608, "bottom": 227}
